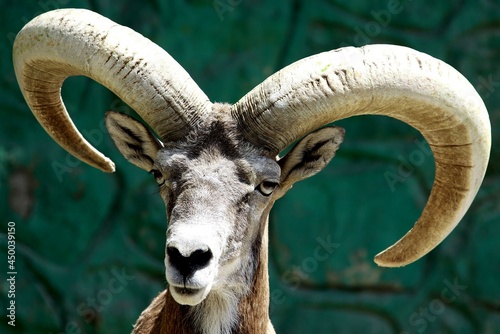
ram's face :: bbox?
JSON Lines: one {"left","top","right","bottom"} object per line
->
{"left": 104, "top": 106, "right": 344, "bottom": 306}
{"left": 155, "top": 145, "right": 280, "bottom": 305}
{"left": 105, "top": 110, "right": 284, "bottom": 305}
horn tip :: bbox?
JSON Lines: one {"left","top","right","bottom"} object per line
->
{"left": 374, "top": 249, "right": 415, "bottom": 268}
{"left": 98, "top": 157, "right": 115, "bottom": 173}
{"left": 374, "top": 254, "right": 398, "bottom": 268}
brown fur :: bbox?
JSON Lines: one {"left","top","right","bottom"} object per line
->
{"left": 132, "top": 289, "right": 195, "bottom": 334}
{"left": 235, "top": 221, "right": 274, "bottom": 334}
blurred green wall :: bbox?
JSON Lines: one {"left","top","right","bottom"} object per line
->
{"left": 1, "top": 0, "right": 499, "bottom": 333}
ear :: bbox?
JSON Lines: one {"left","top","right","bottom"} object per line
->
{"left": 105, "top": 111, "right": 163, "bottom": 171}
{"left": 276, "top": 126, "right": 345, "bottom": 197}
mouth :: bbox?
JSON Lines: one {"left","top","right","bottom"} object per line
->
{"left": 169, "top": 284, "right": 211, "bottom": 306}
{"left": 172, "top": 286, "right": 202, "bottom": 296}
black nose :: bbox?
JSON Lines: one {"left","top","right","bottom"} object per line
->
{"left": 167, "top": 246, "right": 213, "bottom": 278}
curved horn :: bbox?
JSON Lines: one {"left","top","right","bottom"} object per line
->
{"left": 232, "top": 45, "right": 491, "bottom": 267}
{"left": 13, "top": 8, "right": 211, "bottom": 172}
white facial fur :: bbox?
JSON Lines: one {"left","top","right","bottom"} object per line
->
{"left": 156, "top": 145, "right": 280, "bottom": 307}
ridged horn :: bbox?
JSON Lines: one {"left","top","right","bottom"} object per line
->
{"left": 13, "top": 8, "right": 211, "bottom": 172}
{"left": 232, "top": 44, "right": 491, "bottom": 267}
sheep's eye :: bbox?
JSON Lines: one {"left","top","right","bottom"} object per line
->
{"left": 257, "top": 181, "right": 278, "bottom": 196}
{"left": 149, "top": 169, "right": 165, "bottom": 185}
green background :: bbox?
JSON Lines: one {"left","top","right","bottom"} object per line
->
{"left": 1, "top": 0, "right": 499, "bottom": 333}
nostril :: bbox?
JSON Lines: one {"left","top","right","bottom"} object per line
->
{"left": 166, "top": 246, "right": 213, "bottom": 278}
{"left": 190, "top": 248, "right": 213, "bottom": 268}
{"left": 166, "top": 246, "right": 183, "bottom": 267}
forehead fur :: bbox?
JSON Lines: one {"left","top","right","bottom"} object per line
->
{"left": 163, "top": 103, "right": 264, "bottom": 160}
{"left": 156, "top": 103, "right": 281, "bottom": 186}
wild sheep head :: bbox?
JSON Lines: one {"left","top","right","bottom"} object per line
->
{"left": 13, "top": 9, "right": 491, "bottom": 309}
{"left": 105, "top": 104, "right": 344, "bottom": 305}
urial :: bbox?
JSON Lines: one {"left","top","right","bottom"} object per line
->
{"left": 14, "top": 9, "right": 490, "bottom": 334}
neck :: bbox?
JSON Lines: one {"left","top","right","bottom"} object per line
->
{"left": 132, "top": 221, "right": 272, "bottom": 334}
{"left": 234, "top": 220, "right": 271, "bottom": 333}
